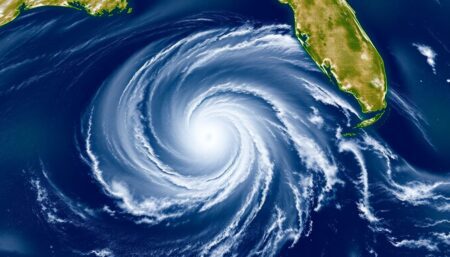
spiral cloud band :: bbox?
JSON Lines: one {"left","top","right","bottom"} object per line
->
{"left": 83, "top": 24, "right": 351, "bottom": 256}
{"left": 73, "top": 20, "right": 450, "bottom": 257}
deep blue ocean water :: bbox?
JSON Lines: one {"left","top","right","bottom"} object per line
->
{"left": 0, "top": 0, "right": 449, "bottom": 256}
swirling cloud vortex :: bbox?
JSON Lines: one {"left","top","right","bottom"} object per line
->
{"left": 85, "top": 24, "right": 345, "bottom": 256}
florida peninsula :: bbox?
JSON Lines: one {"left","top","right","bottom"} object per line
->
{"left": 0, "top": 0, "right": 129, "bottom": 27}
{"left": 281, "top": 0, "right": 387, "bottom": 125}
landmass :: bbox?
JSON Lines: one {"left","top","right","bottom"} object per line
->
{"left": 280, "top": 0, "right": 388, "bottom": 127}
{"left": 0, "top": 0, "right": 130, "bottom": 27}
{"left": 0, "top": 0, "right": 386, "bottom": 128}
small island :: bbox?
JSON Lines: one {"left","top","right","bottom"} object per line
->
{"left": 281, "top": 0, "right": 387, "bottom": 127}
{"left": 0, "top": 0, "right": 130, "bottom": 27}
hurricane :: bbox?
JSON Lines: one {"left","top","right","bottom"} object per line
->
{"left": 79, "top": 20, "right": 449, "bottom": 256}
{"left": 1, "top": 6, "right": 449, "bottom": 257}
{"left": 84, "top": 23, "right": 337, "bottom": 256}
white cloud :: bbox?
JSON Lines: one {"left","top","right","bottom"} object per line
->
{"left": 413, "top": 43, "right": 437, "bottom": 74}
{"left": 86, "top": 249, "right": 114, "bottom": 257}
{"left": 391, "top": 238, "right": 439, "bottom": 252}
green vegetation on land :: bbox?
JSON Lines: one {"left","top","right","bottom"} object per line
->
{"left": 281, "top": 0, "right": 388, "bottom": 127}
{"left": 0, "top": 0, "right": 130, "bottom": 27}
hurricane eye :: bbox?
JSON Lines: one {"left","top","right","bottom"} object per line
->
{"left": 190, "top": 118, "right": 229, "bottom": 158}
